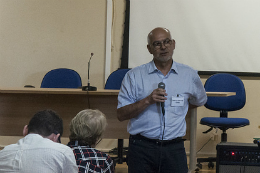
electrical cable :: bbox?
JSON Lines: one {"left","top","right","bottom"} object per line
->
{"left": 158, "top": 82, "right": 166, "bottom": 172}
{"left": 196, "top": 137, "right": 212, "bottom": 154}
{"left": 197, "top": 129, "right": 218, "bottom": 154}
{"left": 87, "top": 90, "right": 90, "bottom": 108}
{"left": 158, "top": 112, "right": 165, "bottom": 173}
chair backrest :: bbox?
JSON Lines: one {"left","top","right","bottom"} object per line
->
{"left": 204, "top": 73, "right": 246, "bottom": 112}
{"left": 41, "top": 68, "right": 82, "bottom": 88}
{"left": 104, "top": 69, "right": 130, "bottom": 89}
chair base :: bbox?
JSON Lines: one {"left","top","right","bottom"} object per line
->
{"left": 110, "top": 139, "right": 127, "bottom": 167}
{"left": 196, "top": 131, "right": 227, "bottom": 171}
{"left": 196, "top": 157, "right": 216, "bottom": 170}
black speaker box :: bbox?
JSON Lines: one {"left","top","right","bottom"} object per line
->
{"left": 216, "top": 142, "right": 260, "bottom": 173}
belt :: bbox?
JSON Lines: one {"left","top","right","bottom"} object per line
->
{"left": 130, "top": 134, "right": 184, "bottom": 145}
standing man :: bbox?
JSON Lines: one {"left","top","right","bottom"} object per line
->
{"left": 0, "top": 109, "right": 78, "bottom": 173}
{"left": 117, "top": 27, "right": 207, "bottom": 173}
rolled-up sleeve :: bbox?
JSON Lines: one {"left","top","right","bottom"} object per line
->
{"left": 117, "top": 71, "right": 136, "bottom": 109}
{"left": 189, "top": 74, "right": 207, "bottom": 106}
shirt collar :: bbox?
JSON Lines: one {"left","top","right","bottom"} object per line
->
{"left": 171, "top": 61, "right": 178, "bottom": 74}
{"left": 147, "top": 61, "right": 158, "bottom": 74}
{"left": 148, "top": 60, "right": 178, "bottom": 74}
{"left": 67, "top": 140, "right": 90, "bottom": 147}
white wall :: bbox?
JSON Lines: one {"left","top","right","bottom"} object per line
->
{"left": 0, "top": 0, "right": 107, "bottom": 88}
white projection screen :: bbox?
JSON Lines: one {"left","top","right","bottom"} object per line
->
{"left": 129, "top": 0, "right": 260, "bottom": 74}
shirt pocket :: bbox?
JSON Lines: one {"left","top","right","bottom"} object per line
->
{"left": 171, "top": 93, "right": 189, "bottom": 116}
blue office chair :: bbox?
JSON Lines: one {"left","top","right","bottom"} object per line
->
{"left": 41, "top": 68, "right": 82, "bottom": 88}
{"left": 196, "top": 73, "right": 249, "bottom": 170}
{"left": 104, "top": 68, "right": 130, "bottom": 165}
{"left": 105, "top": 69, "right": 131, "bottom": 90}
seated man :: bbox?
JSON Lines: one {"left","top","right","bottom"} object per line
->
{"left": 67, "top": 109, "right": 114, "bottom": 173}
{"left": 0, "top": 109, "right": 78, "bottom": 173}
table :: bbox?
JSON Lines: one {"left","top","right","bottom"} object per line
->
{"left": 0, "top": 88, "right": 235, "bottom": 171}
{"left": 0, "top": 88, "right": 129, "bottom": 139}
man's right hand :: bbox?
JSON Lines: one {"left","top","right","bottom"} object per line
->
{"left": 147, "top": 88, "right": 168, "bottom": 105}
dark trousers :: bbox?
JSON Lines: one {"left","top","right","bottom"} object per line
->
{"left": 127, "top": 134, "right": 188, "bottom": 173}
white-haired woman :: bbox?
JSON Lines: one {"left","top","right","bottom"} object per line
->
{"left": 67, "top": 109, "right": 114, "bottom": 173}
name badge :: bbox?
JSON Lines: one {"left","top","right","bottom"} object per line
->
{"left": 171, "top": 95, "right": 184, "bottom": 107}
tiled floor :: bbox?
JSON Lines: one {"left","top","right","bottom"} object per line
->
{"left": 114, "top": 162, "right": 216, "bottom": 173}
{"left": 0, "top": 146, "right": 216, "bottom": 173}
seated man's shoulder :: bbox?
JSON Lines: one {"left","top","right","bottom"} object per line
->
{"left": 40, "top": 138, "right": 72, "bottom": 153}
{"left": 22, "top": 134, "right": 73, "bottom": 155}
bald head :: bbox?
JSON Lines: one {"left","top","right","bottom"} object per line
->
{"left": 146, "top": 27, "right": 175, "bottom": 63}
{"left": 147, "top": 27, "right": 172, "bottom": 45}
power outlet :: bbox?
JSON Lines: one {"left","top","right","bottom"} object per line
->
{"left": 210, "top": 131, "right": 218, "bottom": 141}
{"left": 213, "top": 133, "right": 218, "bottom": 141}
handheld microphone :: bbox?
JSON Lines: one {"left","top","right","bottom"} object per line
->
{"left": 158, "top": 82, "right": 165, "bottom": 115}
{"left": 82, "top": 53, "right": 97, "bottom": 91}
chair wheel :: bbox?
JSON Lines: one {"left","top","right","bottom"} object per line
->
{"left": 196, "top": 163, "right": 202, "bottom": 169}
{"left": 208, "top": 162, "right": 214, "bottom": 168}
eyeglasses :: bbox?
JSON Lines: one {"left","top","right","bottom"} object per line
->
{"left": 152, "top": 38, "right": 173, "bottom": 50}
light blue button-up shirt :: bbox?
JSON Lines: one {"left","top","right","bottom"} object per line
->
{"left": 117, "top": 60, "right": 207, "bottom": 140}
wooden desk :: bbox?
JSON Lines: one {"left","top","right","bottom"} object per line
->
{"left": 206, "top": 92, "right": 235, "bottom": 97}
{"left": 0, "top": 88, "right": 235, "bottom": 172}
{"left": 0, "top": 88, "right": 128, "bottom": 139}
